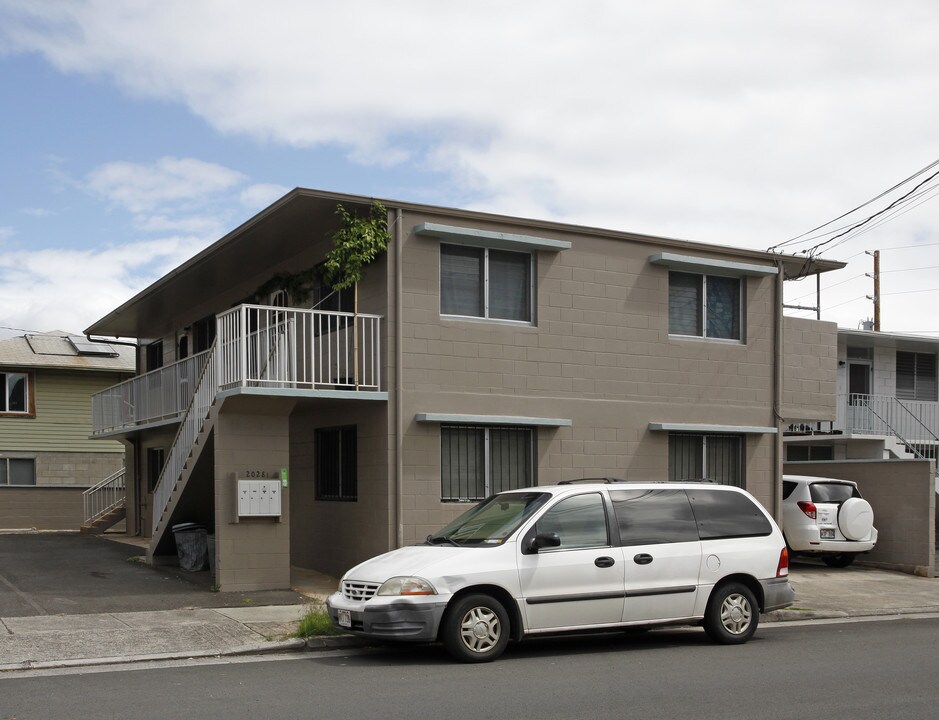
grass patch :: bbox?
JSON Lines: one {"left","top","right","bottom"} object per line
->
{"left": 292, "top": 606, "right": 341, "bottom": 638}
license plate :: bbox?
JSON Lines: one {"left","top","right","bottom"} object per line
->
{"left": 338, "top": 609, "right": 351, "bottom": 628}
{"left": 820, "top": 529, "right": 835, "bottom": 539}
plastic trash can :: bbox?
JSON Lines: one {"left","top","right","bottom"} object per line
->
{"left": 172, "top": 522, "right": 208, "bottom": 572}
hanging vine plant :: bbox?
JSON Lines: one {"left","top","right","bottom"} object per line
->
{"left": 322, "top": 201, "right": 391, "bottom": 292}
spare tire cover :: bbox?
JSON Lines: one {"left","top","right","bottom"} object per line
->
{"left": 839, "top": 497, "right": 874, "bottom": 541}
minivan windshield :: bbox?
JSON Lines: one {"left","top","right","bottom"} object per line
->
{"left": 427, "top": 492, "right": 549, "bottom": 546}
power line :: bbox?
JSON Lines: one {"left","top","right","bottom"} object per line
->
{"left": 769, "top": 157, "right": 939, "bottom": 252}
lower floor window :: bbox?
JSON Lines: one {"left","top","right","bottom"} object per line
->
{"left": 669, "top": 433, "right": 743, "bottom": 487}
{"left": 0, "top": 457, "right": 35, "bottom": 485}
{"left": 316, "top": 425, "right": 357, "bottom": 501}
{"left": 441, "top": 425, "right": 534, "bottom": 502}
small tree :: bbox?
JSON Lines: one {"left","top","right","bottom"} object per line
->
{"left": 322, "top": 201, "right": 391, "bottom": 387}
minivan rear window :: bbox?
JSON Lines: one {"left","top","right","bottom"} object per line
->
{"left": 809, "top": 483, "right": 860, "bottom": 504}
{"left": 686, "top": 489, "right": 772, "bottom": 540}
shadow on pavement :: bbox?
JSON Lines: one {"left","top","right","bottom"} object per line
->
{"left": 0, "top": 532, "right": 305, "bottom": 618}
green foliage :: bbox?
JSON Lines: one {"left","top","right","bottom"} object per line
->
{"left": 292, "top": 605, "right": 341, "bottom": 638}
{"left": 322, "top": 201, "right": 390, "bottom": 291}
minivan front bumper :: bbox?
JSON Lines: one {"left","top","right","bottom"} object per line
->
{"left": 759, "top": 577, "right": 795, "bottom": 612}
{"left": 326, "top": 592, "right": 448, "bottom": 642}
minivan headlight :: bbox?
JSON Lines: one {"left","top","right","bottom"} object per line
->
{"left": 377, "top": 576, "right": 437, "bottom": 596}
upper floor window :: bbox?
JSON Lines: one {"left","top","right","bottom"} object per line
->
{"left": 896, "top": 351, "right": 937, "bottom": 401}
{"left": 440, "top": 244, "right": 533, "bottom": 323}
{"left": 1, "top": 372, "right": 29, "bottom": 414}
{"left": 669, "top": 271, "right": 742, "bottom": 340}
{"left": 145, "top": 340, "right": 163, "bottom": 371}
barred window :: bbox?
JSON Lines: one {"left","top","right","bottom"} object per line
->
{"left": 316, "top": 425, "right": 357, "bottom": 501}
{"left": 441, "top": 425, "right": 534, "bottom": 502}
{"left": 669, "top": 433, "right": 743, "bottom": 487}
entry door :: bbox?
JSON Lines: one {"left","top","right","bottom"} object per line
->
{"left": 848, "top": 361, "right": 873, "bottom": 430}
{"left": 517, "top": 493, "right": 625, "bottom": 631}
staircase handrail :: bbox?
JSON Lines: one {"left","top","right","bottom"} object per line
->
{"left": 82, "top": 467, "right": 126, "bottom": 523}
{"left": 151, "top": 340, "right": 219, "bottom": 535}
{"left": 856, "top": 395, "right": 939, "bottom": 477}
{"left": 893, "top": 397, "right": 939, "bottom": 444}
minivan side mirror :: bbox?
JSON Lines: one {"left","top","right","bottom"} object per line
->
{"left": 527, "top": 531, "right": 561, "bottom": 553}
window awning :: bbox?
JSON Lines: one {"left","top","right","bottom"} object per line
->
{"left": 416, "top": 413, "right": 572, "bottom": 427}
{"left": 648, "top": 422, "right": 777, "bottom": 434}
{"left": 649, "top": 252, "right": 778, "bottom": 277}
{"left": 415, "top": 223, "right": 571, "bottom": 252}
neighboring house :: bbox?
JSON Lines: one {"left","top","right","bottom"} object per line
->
{"left": 0, "top": 332, "right": 134, "bottom": 530}
{"left": 785, "top": 329, "right": 939, "bottom": 466}
{"left": 783, "top": 328, "right": 938, "bottom": 575}
{"left": 84, "top": 188, "right": 843, "bottom": 591}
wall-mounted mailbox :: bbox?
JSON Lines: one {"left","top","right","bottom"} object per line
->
{"left": 237, "top": 479, "right": 282, "bottom": 517}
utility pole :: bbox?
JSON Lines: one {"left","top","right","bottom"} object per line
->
{"left": 865, "top": 250, "right": 881, "bottom": 331}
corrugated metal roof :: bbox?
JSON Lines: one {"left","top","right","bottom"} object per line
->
{"left": 0, "top": 332, "right": 135, "bottom": 372}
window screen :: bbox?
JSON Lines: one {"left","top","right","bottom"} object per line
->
{"left": 316, "top": 426, "right": 357, "bottom": 501}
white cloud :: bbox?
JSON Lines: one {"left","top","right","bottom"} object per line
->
{"left": 0, "top": 236, "right": 214, "bottom": 337}
{"left": 3, "top": 1, "right": 939, "bottom": 333}
{"left": 240, "top": 183, "right": 290, "bottom": 213}
{"left": 86, "top": 156, "right": 245, "bottom": 214}
{"left": 0, "top": 227, "right": 14, "bottom": 243}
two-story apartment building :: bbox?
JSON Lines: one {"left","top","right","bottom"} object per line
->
{"left": 0, "top": 332, "right": 134, "bottom": 530}
{"left": 85, "top": 189, "right": 843, "bottom": 591}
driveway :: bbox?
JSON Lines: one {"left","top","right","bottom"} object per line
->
{"left": 0, "top": 532, "right": 305, "bottom": 618}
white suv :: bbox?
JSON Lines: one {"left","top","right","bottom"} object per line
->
{"left": 782, "top": 475, "right": 877, "bottom": 567}
{"left": 326, "top": 482, "right": 794, "bottom": 662}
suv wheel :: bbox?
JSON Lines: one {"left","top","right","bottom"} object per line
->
{"left": 822, "top": 552, "right": 856, "bottom": 568}
{"left": 704, "top": 582, "right": 758, "bottom": 644}
{"left": 441, "top": 594, "right": 510, "bottom": 663}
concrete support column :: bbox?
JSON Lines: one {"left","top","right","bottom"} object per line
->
{"left": 214, "top": 410, "right": 291, "bottom": 592}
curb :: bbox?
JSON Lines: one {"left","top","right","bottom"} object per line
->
{"left": 763, "top": 606, "right": 939, "bottom": 623}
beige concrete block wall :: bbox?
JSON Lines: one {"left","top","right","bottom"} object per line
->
{"left": 214, "top": 409, "right": 292, "bottom": 592}
{"left": 781, "top": 316, "right": 838, "bottom": 421}
{"left": 289, "top": 401, "right": 390, "bottom": 579}
{"left": 0, "top": 487, "right": 87, "bottom": 529}
{"left": 34, "top": 451, "right": 124, "bottom": 487}
{"left": 393, "top": 212, "right": 784, "bottom": 546}
{"left": 784, "top": 459, "right": 935, "bottom": 576}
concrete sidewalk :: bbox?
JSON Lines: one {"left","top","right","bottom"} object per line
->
{"left": 2, "top": 560, "right": 938, "bottom": 671}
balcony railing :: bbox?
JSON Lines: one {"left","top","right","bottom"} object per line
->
{"left": 216, "top": 304, "right": 382, "bottom": 392}
{"left": 91, "top": 305, "right": 383, "bottom": 436}
{"left": 92, "top": 351, "right": 211, "bottom": 435}
{"left": 837, "top": 393, "right": 939, "bottom": 443}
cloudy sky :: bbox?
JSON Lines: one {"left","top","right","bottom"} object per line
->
{"left": 2, "top": 0, "right": 939, "bottom": 339}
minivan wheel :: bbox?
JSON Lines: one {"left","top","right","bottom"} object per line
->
{"left": 441, "top": 594, "right": 510, "bottom": 663}
{"left": 704, "top": 583, "right": 758, "bottom": 644}
{"left": 823, "top": 552, "right": 856, "bottom": 568}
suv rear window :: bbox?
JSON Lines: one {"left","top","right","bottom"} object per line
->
{"left": 809, "top": 483, "right": 860, "bottom": 504}
{"left": 686, "top": 489, "right": 772, "bottom": 540}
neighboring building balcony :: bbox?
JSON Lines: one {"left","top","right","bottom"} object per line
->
{"left": 91, "top": 304, "right": 383, "bottom": 437}
{"left": 834, "top": 393, "right": 939, "bottom": 445}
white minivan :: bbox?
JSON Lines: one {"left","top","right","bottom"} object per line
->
{"left": 326, "top": 481, "right": 794, "bottom": 662}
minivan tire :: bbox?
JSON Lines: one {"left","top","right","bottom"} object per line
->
{"left": 704, "top": 582, "right": 759, "bottom": 644}
{"left": 441, "top": 594, "right": 510, "bottom": 663}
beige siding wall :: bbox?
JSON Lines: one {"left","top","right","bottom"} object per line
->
{"left": 781, "top": 317, "right": 838, "bottom": 421}
{"left": 0, "top": 370, "right": 128, "bottom": 453}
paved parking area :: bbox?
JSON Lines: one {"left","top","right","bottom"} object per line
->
{"left": 0, "top": 532, "right": 304, "bottom": 618}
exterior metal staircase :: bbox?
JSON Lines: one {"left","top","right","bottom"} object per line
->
{"left": 148, "top": 342, "right": 219, "bottom": 558}
{"left": 81, "top": 467, "right": 126, "bottom": 534}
